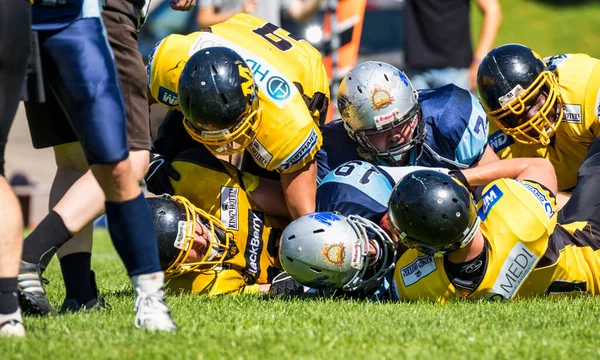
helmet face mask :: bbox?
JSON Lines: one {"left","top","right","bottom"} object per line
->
{"left": 338, "top": 61, "right": 423, "bottom": 165}
{"left": 148, "top": 195, "right": 232, "bottom": 278}
{"left": 279, "top": 212, "right": 397, "bottom": 292}
{"left": 477, "top": 43, "right": 563, "bottom": 146}
{"left": 387, "top": 171, "right": 480, "bottom": 257}
{"left": 179, "top": 47, "right": 263, "bottom": 155}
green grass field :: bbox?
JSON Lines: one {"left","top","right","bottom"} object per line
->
{"left": 1, "top": 230, "right": 600, "bottom": 360}
{"left": 471, "top": 0, "right": 600, "bottom": 58}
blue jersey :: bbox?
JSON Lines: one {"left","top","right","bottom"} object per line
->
{"left": 317, "top": 84, "right": 489, "bottom": 180}
{"left": 32, "top": 0, "right": 101, "bottom": 30}
{"left": 316, "top": 160, "right": 394, "bottom": 224}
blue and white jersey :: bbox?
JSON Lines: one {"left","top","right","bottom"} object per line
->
{"left": 32, "top": 0, "right": 102, "bottom": 30}
{"left": 316, "top": 160, "right": 394, "bottom": 224}
{"left": 317, "top": 84, "right": 489, "bottom": 180}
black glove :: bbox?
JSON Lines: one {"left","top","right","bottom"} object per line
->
{"left": 144, "top": 154, "right": 181, "bottom": 195}
{"left": 269, "top": 270, "right": 305, "bottom": 297}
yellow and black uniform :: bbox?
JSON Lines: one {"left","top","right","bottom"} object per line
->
{"left": 392, "top": 137, "right": 600, "bottom": 301}
{"left": 392, "top": 178, "right": 557, "bottom": 302}
{"left": 147, "top": 13, "right": 330, "bottom": 174}
{"left": 165, "top": 148, "right": 290, "bottom": 296}
{"left": 488, "top": 54, "right": 600, "bottom": 191}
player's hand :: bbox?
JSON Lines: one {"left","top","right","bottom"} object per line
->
{"left": 269, "top": 270, "right": 305, "bottom": 297}
{"left": 145, "top": 154, "right": 181, "bottom": 195}
{"left": 169, "top": 0, "right": 196, "bottom": 11}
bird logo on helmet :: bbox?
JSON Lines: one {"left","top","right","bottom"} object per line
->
{"left": 477, "top": 43, "right": 563, "bottom": 146}
{"left": 179, "top": 47, "right": 262, "bottom": 155}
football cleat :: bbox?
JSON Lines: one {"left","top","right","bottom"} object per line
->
{"left": 17, "top": 261, "right": 53, "bottom": 316}
{"left": 133, "top": 286, "right": 177, "bottom": 332}
{"left": 0, "top": 310, "right": 25, "bottom": 337}
{"left": 59, "top": 271, "right": 109, "bottom": 313}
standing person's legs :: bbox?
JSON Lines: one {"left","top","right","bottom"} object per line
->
{"left": 0, "top": 0, "right": 30, "bottom": 337}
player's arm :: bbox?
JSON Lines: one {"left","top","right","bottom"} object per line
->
{"left": 473, "top": 145, "right": 499, "bottom": 167}
{"left": 458, "top": 157, "right": 558, "bottom": 195}
{"left": 242, "top": 173, "right": 291, "bottom": 218}
{"left": 280, "top": 160, "right": 317, "bottom": 219}
{"left": 469, "top": 0, "right": 502, "bottom": 90}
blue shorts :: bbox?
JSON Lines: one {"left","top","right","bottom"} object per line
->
{"left": 24, "top": 16, "right": 128, "bottom": 165}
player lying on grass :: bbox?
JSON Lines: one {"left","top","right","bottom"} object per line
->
{"left": 146, "top": 148, "right": 291, "bottom": 296}
{"left": 479, "top": 44, "right": 600, "bottom": 208}
{"left": 282, "top": 136, "right": 600, "bottom": 300}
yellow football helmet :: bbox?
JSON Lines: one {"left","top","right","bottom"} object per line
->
{"left": 147, "top": 195, "right": 234, "bottom": 278}
{"left": 179, "top": 47, "right": 262, "bottom": 155}
{"left": 477, "top": 44, "right": 563, "bottom": 146}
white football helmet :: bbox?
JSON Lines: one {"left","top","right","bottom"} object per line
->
{"left": 337, "top": 61, "right": 424, "bottom": 165}
{"left": 279, "top": 212, "right": 396, "bottom": 293}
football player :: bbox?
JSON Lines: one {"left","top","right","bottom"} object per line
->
{"left": 146, "top": 148, "right": 290, "bottom": 295}
{"left": 146, "top": 13, "right": 330, "bottom": 219}
{"left": 0, "top": 0, "right": 30, "bottom": 337}
{"left": 478, "top": 44, "right": 600, "bottom": 200}
{"left": 317, "top": 61, "right": 497, "bottom": 181}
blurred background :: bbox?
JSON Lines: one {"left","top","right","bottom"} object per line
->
{"left": 7, "top": 0, "right": 600, "bottom": 227}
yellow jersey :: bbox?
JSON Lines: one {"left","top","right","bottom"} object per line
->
{"left": 392, "top": 178, "right": 558, "bottom": 302}
{"left": 165, "top": 148, "right": 290, "bottom": 296}
{"left": 147, "top": 13, "right": 330, "bottom": 174}
{"left": 488, "top": 54, "right": 600, "bottom": 190}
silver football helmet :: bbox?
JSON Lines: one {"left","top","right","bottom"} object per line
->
{"left": 279, "top": 212, "right": 396, "bottom": 293}
{"left": 337, "top": 61, "right": 424, "bottom": 165}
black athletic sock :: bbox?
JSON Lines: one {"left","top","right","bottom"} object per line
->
{"left": 0, "top": 278, "right": 19, "bottom": 314}
{"left": 105, "top": 194, "right": 161, "bottom": 276}
{"left": 60, "top": 252, "right": 95, "bottom": 304}
{"left": 22, "top": 210, "right": 72, "bottom": 270}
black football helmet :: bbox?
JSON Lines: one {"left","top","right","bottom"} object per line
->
{"left": 477, "top": 44, "right": 563, "bottom": 145}
{"left": 178, "top": 47, "right": 261, "bottom": 155}
{"left": 147, "top": 195, "right": 232, "bottom": 277}
{"left": 387, "top": 170, "right": 480, "bottom": 257}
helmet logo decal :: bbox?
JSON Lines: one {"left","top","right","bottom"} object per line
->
{"left": 321, "top": 243, "right": 346, "bottom": 267}
{"left": 174, "top": 221, "right": 188, "bottom": 250}
{"left": 267, "top": 76, "right": 291, "bottom": 101}
{"left": 308, "top": 212, "right": 341, "bottom": 227}
{"left": 370, "top": 85, "right": 395, "bottom": 111}
{"left": 237, "top": 63, "right": 255, "bottom": 99}
{"left": 374, "top": 108, "right": 401, "bottom": 130}
{"left": 498, "top": 84, "right": 525, "bottom": 109}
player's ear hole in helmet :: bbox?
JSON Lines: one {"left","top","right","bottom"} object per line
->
{"left": 387, "top": 170, "right": 480, "bottom": 257}
{"left": 337, "top": 61, "right": 424, "bottom": 166}
{"left": 477, "top": 43, "right": 563, "bottom": 146}
{"left": 279, "top": 212, "right": 397, "bottom": 293}
{"left": 178, "top": 47, "right": 261, "bottom": 155}
{"left": 147, "top": 194, "right": 234, "bottom": 278}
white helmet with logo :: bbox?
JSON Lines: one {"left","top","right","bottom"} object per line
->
{"left": 279, "top": 212, "right": 396, "bottom": 293}
{"left": 337, "top": 61, "right": 424, "bottom": 165}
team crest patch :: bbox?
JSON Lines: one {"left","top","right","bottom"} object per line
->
{"left": 400, "top": 256, "right": 436, "bottom": 287}
{"left": 321, "top": 243, "right": 346, "bottom": 267}
{"left": 370, "top": 85, "right": 395, "bottom": 111}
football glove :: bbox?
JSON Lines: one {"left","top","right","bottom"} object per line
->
{"left": 145, "top": 154, "right": 180, "bottom": 195}
{"left": 268, "top": 270, "right": 305, "bottom": 297}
